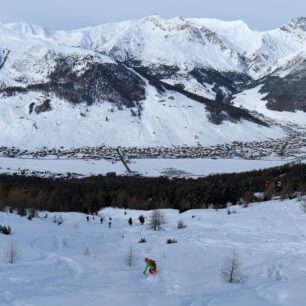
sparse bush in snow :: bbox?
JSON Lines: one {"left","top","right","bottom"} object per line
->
{"left": 177, "top": 219, "right": 187, "bottom": 229}
{"left": 138, "top": 237, "right": 146, "bottom": 243}
{"left": 166, "top": 238, "right": 177, "bottom": 244}
{"left": 221, "top": 249, "right": 246, "bottom": 284}
{"left": 28, "top": 209, "right": 38, "bottom": 220}
{"left": 0, "top": 225, "right": 12, "bottom": 235}
{"left": 125, "top": 245, "right": 136, "bottom": 267}
{"left": 300, "top": 198, "right": 306, "bottom": 213}
{"left": 267, "top": 263, "right": 283, "bottom": 281}
{"left": 84, "top": 248, "right": 91, "bottom": 256}
{"left": 138, "top": 215, "right": 145, "bottom": 225}
{"left": 5, "top": 241, "right": 21, "bottom": 264}
{"left": 128, "top": 217, "right": 133, "bottom": 226}
{"left": 148, "top": 210, "right": 166, "bottom": 231}
{"left": 17, "top": 207, "right": 27, "bottom": 217}
{"left": 53, "top": 215, "right": 63, "bottom": 225}
{"left": 57, "top": 215, "right": 63, "bottom": 225}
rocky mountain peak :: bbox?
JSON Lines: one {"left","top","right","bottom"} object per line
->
{"left": 280, "top": 17, "right": 306, "bottom": 32}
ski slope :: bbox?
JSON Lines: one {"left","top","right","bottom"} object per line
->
{"left": 0, "top": 199, "right": 306, "bottom": 305}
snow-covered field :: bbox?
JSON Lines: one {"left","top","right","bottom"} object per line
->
{"left": 1, "top": 199, "right": 306, "bottom": 306}
{"left": 0, "top": 157, "right": 294, "bottom": 177}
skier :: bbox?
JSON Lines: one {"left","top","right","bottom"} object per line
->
{"left": 143, "top": 257, "right": 157, "bottom": 275}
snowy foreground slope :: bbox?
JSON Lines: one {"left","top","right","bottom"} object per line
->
{"left": 1, "top": 199, "right": 306, "bottom": 306}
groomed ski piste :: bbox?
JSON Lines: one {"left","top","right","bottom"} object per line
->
{"left": 1, "top": 198, "right": 306, "bottom": 306}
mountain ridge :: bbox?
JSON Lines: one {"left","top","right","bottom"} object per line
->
{"left": 0, "top": 16, "right": 305, "bottom": 150}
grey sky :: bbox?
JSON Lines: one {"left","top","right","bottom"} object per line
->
{"left": 0, "top": 0, "right": 305, "bottom": 31}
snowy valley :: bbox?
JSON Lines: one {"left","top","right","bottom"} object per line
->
{"left": 1, "top": 4, "right": 306, "bottom": 306}
{"left": 0, "top": 16, "right": 305, "bottom": 161}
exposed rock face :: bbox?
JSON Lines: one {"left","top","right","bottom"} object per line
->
{"left": 0, "top": 49, "right": 9, "bottom": 70}
{"left": 280, "top": 17, "right": 306, "bottom": 32}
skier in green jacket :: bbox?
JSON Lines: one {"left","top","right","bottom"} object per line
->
{"left": 143, "top": 257, "right": 157, "bottom": 275}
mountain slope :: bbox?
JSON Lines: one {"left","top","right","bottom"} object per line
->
{"left": 0, "top": 16, "right": 305, "bottom": 149}
{"left": 258, "top": 51, "right": 306, "bottom": 112}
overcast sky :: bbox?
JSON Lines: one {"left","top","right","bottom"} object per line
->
{"left": 0, "top": 0, "right": 305, "bottom": 31}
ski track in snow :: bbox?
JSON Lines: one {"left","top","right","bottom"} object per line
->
{"left": 1, "top": 200, "right": 306, "bottom": 305}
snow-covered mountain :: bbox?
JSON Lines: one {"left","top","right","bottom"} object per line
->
{"left": 0, "top": 16, "right": 305, "bottom": 149}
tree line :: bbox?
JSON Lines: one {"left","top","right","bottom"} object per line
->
{"left": 0, "top": 163, "right": 305, "bottom": 213}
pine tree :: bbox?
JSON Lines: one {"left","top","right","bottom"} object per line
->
{"left": 148, "top": 210, "right": 166, "bottom": 231}
{"left": 128, "top": 217, "right": 133, "bottom": 226}
{"left": 138, "top": 215, "right": 145, "bottom": 225}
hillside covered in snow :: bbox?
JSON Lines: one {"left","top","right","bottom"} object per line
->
{"left": 1, "top": 199, "right": 306, "bottom": 306}
{"left": 0, "top": 16, "right": 305, "bottom": 149}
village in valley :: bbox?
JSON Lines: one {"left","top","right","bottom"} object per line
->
{"left": 0, "top": 122, "right": 305, "bottom": 162}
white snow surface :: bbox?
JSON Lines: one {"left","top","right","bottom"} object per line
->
{"left": 2, "top": 16, "right": 306, "bottom": 78}
{"left": 50, "top": 16, "right": 306, "bottom": 78}
{"left": 1, "top": 199, "right": 306, "bottom": 305}
{"left": 0, "top": 89, "right": 285, "bottom": 149}
{"left": 0, "top": 157, "right": 291, "bottom": 178}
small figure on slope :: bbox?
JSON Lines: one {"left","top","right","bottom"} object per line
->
{"left": 143, "top": 257, "right": 157, "bottom": 275}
